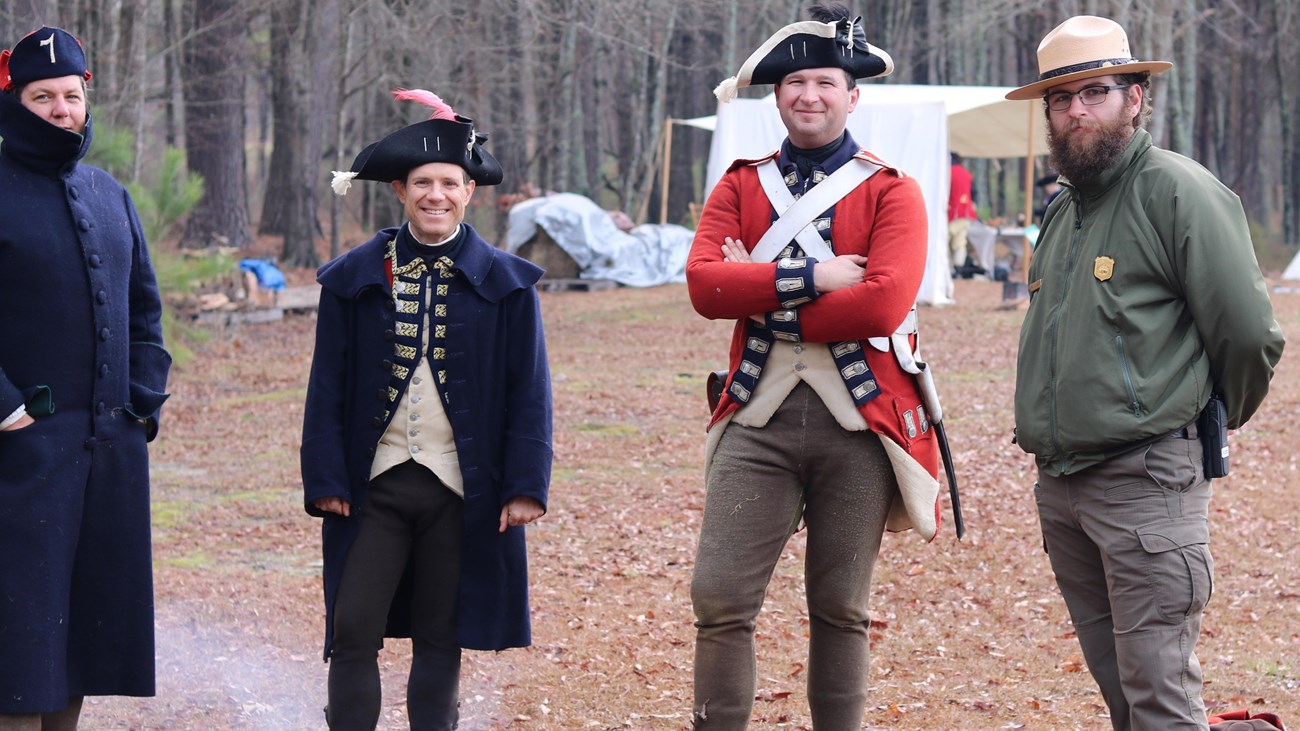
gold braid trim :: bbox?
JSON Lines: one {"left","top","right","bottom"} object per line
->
{"left": 388, "top": 238, "right": 430, "bottom": 279}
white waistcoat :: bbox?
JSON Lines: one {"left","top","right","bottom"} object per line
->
{"left": 370, "top": 268, "right": 463, "bottom": 496}
{"left": 730, "top": 340, "right": 868, "bottom": 431}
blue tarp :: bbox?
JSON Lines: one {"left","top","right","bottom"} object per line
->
{"left": 238, "top": 258, "right": 286, "bottom": 291}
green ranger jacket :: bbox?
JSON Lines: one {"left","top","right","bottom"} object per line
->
{"left": 1015, "top": 129, "right": 1284, "bottom": 476}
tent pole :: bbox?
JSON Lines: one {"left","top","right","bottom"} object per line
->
{"left": 660, "top": 119, "right": 675, "bottom": 224}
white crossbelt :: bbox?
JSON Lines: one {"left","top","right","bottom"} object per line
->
{"left": 752, "top": 157, "right": 880, "bottom": 263}
{"left": 752, "top": 156, "right": 916, "bottom": 351}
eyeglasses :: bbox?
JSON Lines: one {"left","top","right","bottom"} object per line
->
{"left": 1044, "top": 84, "right": 1131, "bottom": 112}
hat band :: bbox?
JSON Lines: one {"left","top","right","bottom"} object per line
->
{"left": 1039, "top": 57, "right": 1138, "bottom": 83}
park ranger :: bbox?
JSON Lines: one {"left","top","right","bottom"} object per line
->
{"left": 1009, "top": 15, "right": 1284, "bottom": 731}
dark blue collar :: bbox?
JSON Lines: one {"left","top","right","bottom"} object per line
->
{"left": 397, "top": 223, "right": 467, "bottom": 268}
{"left": 779, "top": 130, "right": 858, "bottom": 181}
{"left": 318, "top": 222, "right": 499, "bottom": 299}
{"left": 0, "top": 91, "right": 92, "bottom": 177}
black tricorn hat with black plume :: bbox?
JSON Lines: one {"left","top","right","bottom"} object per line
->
{"left": 714, "top": 3, "right": 893, "bottom": 102}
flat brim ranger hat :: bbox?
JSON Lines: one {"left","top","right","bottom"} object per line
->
{"left": 0, "top": 26, "right": 93, "bottom": 92}
{"left": 1005, "top": 15, "right": 1171, "bottom": 101}
{"left": 714, "top": 2, "right": 892, "bottom": 103}
{"left": 331, "top": 89, "right": 502, "bottom": 195}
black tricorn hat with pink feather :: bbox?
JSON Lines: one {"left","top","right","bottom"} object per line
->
{"left": 332, "top": 89, "right": 502, "bottom": 195}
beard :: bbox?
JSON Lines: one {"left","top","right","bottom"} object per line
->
{"left": 1047, "top": 112, "right": 1134, "bottom": 183}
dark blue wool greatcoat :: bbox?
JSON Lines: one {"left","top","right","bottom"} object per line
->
{"left": 301, "top": 224, "right": 552, "bottom": 657}
{"left": 0, "top": 93, "right": 170, "bottom": 713}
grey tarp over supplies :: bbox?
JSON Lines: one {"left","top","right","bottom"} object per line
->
{"left": 506, "top": 193, "right": 693, "bottom": 287}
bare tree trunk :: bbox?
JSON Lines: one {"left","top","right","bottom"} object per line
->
{"left": 277, "top": 0, "right": 341, "bottom": 267}
{"left": 517, "top": 0, "right": 539, "bottom": 193}
{"left": 103, "top": 0, "right": 123, "bottom": 123}
{"left": 1275, "top": 0, "right": 1298, "bottom": 246}
{"left": 118, "top": 0, "right": 147, "bottom": 181}
{"left": 631, "top": 3, "right": 677, "bottom": 222}
{"left": 555, "top": 2, "right": 578, "bottom": 194}
{"left": 1166, "top": 0, "right": 1199, "bottom": 156}
{"left": 1142, "top": 0, "right": 1173, "bottom": 146}
{"left": 163, "top": 0, "right": 181, "bottom": 148}
{"left": 258, "top": 2, "right": 299, "bottom": 237}
{"left": 583, "top": 1, "right": 606, "bottom": 205}
{"left": 181, "top": 0, "right": 252, "bottom": 249}
{"left": 569, "top": 14, "right": 590, "bottom": 198}
{"left": 722, "top": 0, "right": 739, "bottom": 75}
{"left": 329, "top": 9, "right": 357, "bottom": 262}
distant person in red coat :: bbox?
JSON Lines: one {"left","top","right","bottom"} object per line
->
{"left": 948, "top": 152, "right": 979, "bottom": 270}
{"left": 687, "top": 3, "right": 943, "bottom": 728}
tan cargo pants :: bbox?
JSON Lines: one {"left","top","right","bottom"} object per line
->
{"left": 1035, "top": 429, "right": 1213, "bottom": 731}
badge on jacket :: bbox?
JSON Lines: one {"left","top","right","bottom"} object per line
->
{"left": 1094, "top": 256, "right": 1115, "bottom": 282}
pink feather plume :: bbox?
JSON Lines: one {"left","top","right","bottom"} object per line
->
{"left": 391, "top": 88, "right": 457, "bottom": 121}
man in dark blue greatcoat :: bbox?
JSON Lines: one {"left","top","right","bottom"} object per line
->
{"left": 302, "top": 88, "right": 552, "bottom": 731}
{"left": 0, "top": 26, "right": 170, "bottom": 731}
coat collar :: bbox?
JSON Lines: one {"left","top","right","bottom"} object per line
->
{"left": 778, "top": 130, "right": 860, "bottom": 177}
{"left": 0, "top": 90, "right": 92, "bottom": 177}
{"left": 1063, "top": 128, "right": 1151, "bottom": 199}
{"left": 317, "top": 222, "right": 504, "bottom": 300}
{"left": 727, "top": 138, "right": 900, "bottom": 177}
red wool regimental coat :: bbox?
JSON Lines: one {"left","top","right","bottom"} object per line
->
{"left": 686, "top": 148, "right": 942, "bottom": 537}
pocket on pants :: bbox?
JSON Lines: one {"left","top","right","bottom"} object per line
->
{"left": 1137, "top": 516, "right": 1214, "bottom": 621}
{"left": 1142, "top": 436, "right": 1202, "bottom": 493}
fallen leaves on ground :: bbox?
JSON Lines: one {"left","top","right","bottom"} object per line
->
{"left": 88, "top": 278, "right": 1300, "bottom": 730}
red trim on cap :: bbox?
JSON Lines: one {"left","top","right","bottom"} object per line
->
{"left": 75, "top": 33, "right": 93, "bottom": 82}
{"left": 0, "top": 49, "right": 12, "bottom": 91}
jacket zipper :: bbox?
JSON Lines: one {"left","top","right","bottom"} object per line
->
{"left": 1114, "top": 334, "right": 1144, "bottom": 416}
{"left": 1046, "top": 193, "right": 1085, "bottom": 473}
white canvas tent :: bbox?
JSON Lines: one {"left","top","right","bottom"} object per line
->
{"left": 1285, "top": 250, "right": 1300, "bottom": 281}
{"left": 682, "top": 84, "right": 1045, "bottom": 305}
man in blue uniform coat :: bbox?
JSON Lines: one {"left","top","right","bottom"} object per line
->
{"left": 302, "top": 89, "right": 552, "bottom": 730}
{"left": 0, "top": 26, "right": 170, "bottom": 730}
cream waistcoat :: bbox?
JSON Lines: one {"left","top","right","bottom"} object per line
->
{"left": 731, "top": 340, "right": 868, "bottom": 431}
{"left": 370, "top": 267, "right": 463, "bottom": 496}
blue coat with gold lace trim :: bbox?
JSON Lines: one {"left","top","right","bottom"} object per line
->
{"left": 301, "top": 223, "right": 552, "bottom": 656}
{"left": 0, "top": 94, "right": 170, "bottom": 712}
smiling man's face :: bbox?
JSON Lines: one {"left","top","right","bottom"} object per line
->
{"left": 392, "top": 161, "right": 475, "bottom": 243}
{"left": 775, "top": 67, "right": 858, "bottom": 149}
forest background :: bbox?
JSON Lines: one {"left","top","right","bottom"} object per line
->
{"left": 2, "top": 0, "right": 1299, "bottom": 271}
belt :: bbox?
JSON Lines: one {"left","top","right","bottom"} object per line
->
{"left": 1169, "top": 423, "right": 1199, "bottom": 439}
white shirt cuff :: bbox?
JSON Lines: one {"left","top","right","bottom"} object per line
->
{"left": 1, "top": 404, "right": 27, "bottom": 430}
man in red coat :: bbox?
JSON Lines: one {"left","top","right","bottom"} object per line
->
{"left": 948, "top": 152, "right": 979, "bottom": 269}
{"left": 686, "top": 4, "right": 941, "bottom": 729}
